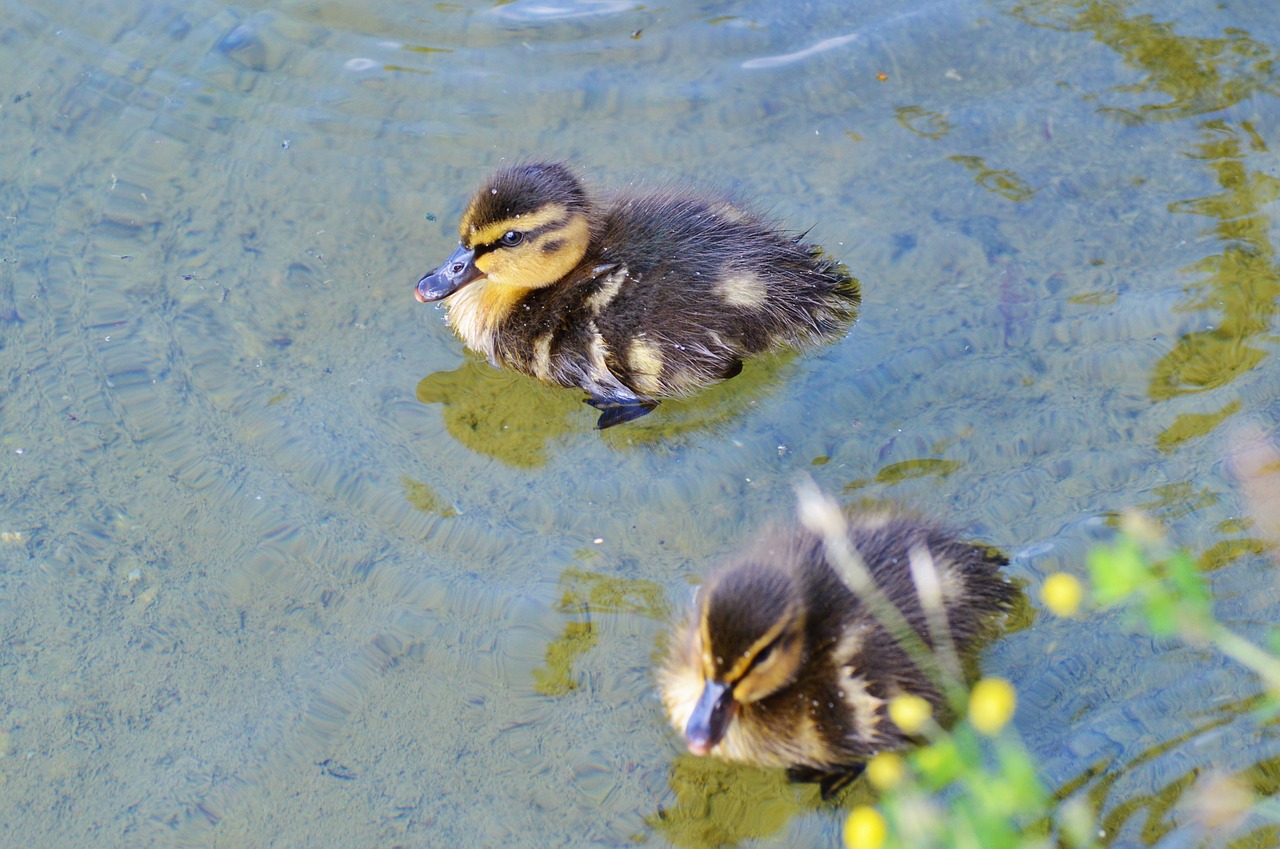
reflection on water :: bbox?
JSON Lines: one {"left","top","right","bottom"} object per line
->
{"left": 416, "top": 354, "right": 583, "bottom": 468}
{"left": 896, "top": 104, "right": 953, "bottom": 139}
{"left": 843, "top": 456, "right": 964, "bottom": 492}
{"left": 947, "top": 154, "right": 1039, "bottom": 203}
{"left": 999, "top": 2, "right": 1280, "bottom": 840}
{"left": 1009, "top": 0, "right": 1280, "bottom": 122}
{"left": 1231, "top": 425, "right": 1280, "bottom": 556}
{"left": 1050, "top": 690, "right": 1278, "bottom": 847}
{"left": 1156, "top": 122, "right": 1279, "bottom": 408}
{"left": 494, "top": 0, "right": 643, "bottom": 23}
{"left": 416, "top": 349, "right": 802, "bottom": 466}
{"left": 532, "top": 567, "right": 667, "bottom": 696}
{"left": 400, "top": 474, "right": 462, "bottom": 518}
{"left": 651, "top": 754, "right": 857, "bottom": 847}
{"left": 2, "top": 0, "right": 1280, "bottom": 845}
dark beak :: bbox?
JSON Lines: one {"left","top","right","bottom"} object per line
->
{"left": 415, "top": 243, "right": 484, "bottom": 302}
{"left": 685, "top": 679, "right": 736, "bottom": 756}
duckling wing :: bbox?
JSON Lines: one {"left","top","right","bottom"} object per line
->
{"left": 530, "top": 297, "right": 663, "bottom": 428}
{"left": 589, "top": 192, "right": 855, "bottom": 394}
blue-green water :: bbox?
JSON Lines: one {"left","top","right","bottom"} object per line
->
{"left": 1, "top": 0, "right": 1279, "bottom": 846}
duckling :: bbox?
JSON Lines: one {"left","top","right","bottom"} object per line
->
{"left": 415, "top": 162, "right": 860, "bottom": 428}
{"left": 660, "top": 509, "right": 1014, "bottom": 797}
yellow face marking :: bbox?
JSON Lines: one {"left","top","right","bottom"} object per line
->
{"left": 472, "top": 213, "right": 590, "bottom": 290}
{"left": 476, "top": 282, "right": 527, "bottom": 324}
{"left": 698, "top": 607, "right": 717, "bottom": 681}
{"left": 627, "top": 337, "right": 664, "bottom": 395}
{"left": 661, "top": 617, "right": 709, "bottom": 736}
{"left": 465, "top": 204, "right": 569, "bottom": 247}
{"left": 442, "top": 284, "right": 494, "bottom": 358}
{"left": 442, "top": 280, "right": 526, "bottom": 358}
{"left": 716, "top": 272, "right": 768, "bottom": 309}
{"left": 727, "top": 607, "right": 805, "bottom": 704}
{"left": 721, "top": 610, "right": 792, "bottom": 683}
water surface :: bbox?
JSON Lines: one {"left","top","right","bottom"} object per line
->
{"left": 1, "top": 0, "right": 1279, "bottom": 846}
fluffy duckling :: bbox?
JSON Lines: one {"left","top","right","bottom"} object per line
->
{"left": 660, "top": 509, "right": 1014, "bottom": 797}
{"left": 415, "top": 162, "right": 860, "bottom": 428}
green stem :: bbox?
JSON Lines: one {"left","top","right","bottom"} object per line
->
{"left": 1213, "top": 627, "right": 1280, "bottom": 693}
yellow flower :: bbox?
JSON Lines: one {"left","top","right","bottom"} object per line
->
{"left": 865, "top": 752, "right": 905, "bottom": 790}
{"left": 1041, "top": 573, "right": 1083, "bottom": 617}
{"left": 844, "top": 805, "right": 887, "bottom": 849}
{"left": 969, "top": 677, "right": 1017, "bottom": 735}
{"left": 888, "top": 694, "right": 932, "bottom": 734}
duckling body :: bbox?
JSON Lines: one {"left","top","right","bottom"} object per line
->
{"left": 660, "top": 509, "right": 1013, "bottom": 796}
{"left": 415, "top": 162, "right": 860, "bottom": 428}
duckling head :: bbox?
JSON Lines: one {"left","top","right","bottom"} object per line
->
{"left": 684, "top": 560, "right": 808, "bottom": 756}
{"left": 416, "top": 162, "right": 593, "bottom": 302}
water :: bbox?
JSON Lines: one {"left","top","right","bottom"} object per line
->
{"left": 1, "top": 0, "right": 1279, "bottom": 846}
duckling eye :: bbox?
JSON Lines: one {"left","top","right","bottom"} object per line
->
{"left": 753, "top": 639, "right": 779, "bottom": 667}
{"left": 499, "top": 230, "right": 524, "bottom": 248}
{"left": 751, "top": 632, "right": 797, "bottom": 672}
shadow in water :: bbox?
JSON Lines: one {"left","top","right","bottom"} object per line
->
{"left": 1005, "top": 0, "right": 1280, "bottom": 459}
{"left": 1047, "top": 691, "right": 1280, "bottom": 847}
{"left": 415, "top": 349, "right": 802, "bottom": 466}
{"left": 1009, "top": 0, "right": 1280, "bottom": 588}
{"left": 530, "top": 566, "right": 668, "bottom": 697}
{"left": 649, "top": 755, "right": 871, "bottom": 848}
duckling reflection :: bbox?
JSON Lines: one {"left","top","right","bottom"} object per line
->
{"left": 415, "top": 162, "right": 860, "bottom": 429}
{"left": 416, "top": 354, "right": 580, "bottom": 469}
{"left": 416, "top": 346, "right": 801, "bottom": 465}
{"left": 660, "top": 508, "right": 1014, "bottom": 797}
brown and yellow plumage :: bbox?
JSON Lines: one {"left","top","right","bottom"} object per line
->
{"left": 415, "top": 162, "right": 860, "bottom": 428}
{"left": 660, "top": 509, "right": 1014, "bottom": 797}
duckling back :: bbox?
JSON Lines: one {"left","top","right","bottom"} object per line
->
{"left": 415, "top": 163, "right": 860, "bottom": 428}
{"left": 589, "top": 189, "right": 859, "bottom": 376}
{"left": 660, "top": 508, "right": 1014, "bottom": 791}
{"left": 833, "top": 511, "right": 1016, "bottom": 653}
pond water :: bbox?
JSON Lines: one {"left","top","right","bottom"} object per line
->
{"left": 1, "top": 0, "right": 1279, "bottom": 846}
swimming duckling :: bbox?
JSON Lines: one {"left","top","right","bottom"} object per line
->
{"left": 415, "top": 162, "right": 860, "bottom": 428}
{"left": 660, "top": 509, "right": 1014, "bottom": 797}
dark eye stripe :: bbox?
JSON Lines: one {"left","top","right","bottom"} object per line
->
{"left": 479, "top": 218, "right": 565, "bottom": 251}
{"left": 742, "top": 631, "right": 800, "bottom": 680}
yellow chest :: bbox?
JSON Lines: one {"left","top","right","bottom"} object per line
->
{"left": 444, "top": 282, "right": 527, "bottom": 361}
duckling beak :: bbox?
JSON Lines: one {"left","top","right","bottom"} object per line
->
{"left": 415, "top": 243, "right": 484, "bottom": 302}
{"left": 685, "top": 679, "right": 736, "bottom": 756}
